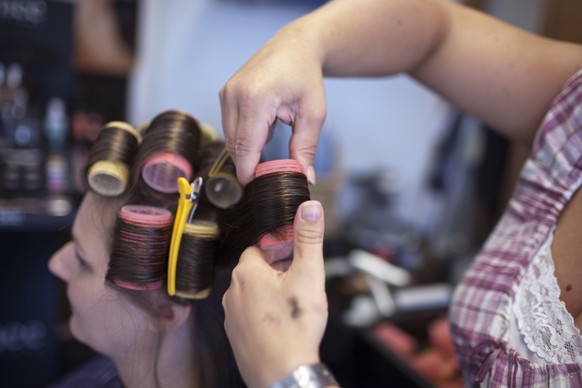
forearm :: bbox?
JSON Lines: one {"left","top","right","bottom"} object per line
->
{"left": 276, "top": 0, "right": 582, "bottom": 143}
{"left": 414, "top": 2, "right": 582, "bottom": 143}
{"left": 280, "top": 0, "right": 449, "bottom": 78}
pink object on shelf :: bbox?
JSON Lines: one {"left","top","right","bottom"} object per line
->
{"left": 373, "top": 321, "right": 418, "bottom": 358}
{"left": 428, "top": 316, "right": 456, "bottom": 358}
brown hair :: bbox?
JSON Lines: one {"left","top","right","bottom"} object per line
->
{"left": 84, "top": 122, "right": 140, "bottom": 196}
{"left": 85, "top": 110, "right": 243, "bottom": 388}
{"left": 133, "top": 109, "right": 202, "bottom": 193}
{"left": 220, "top": 169, "right": 311, "bottom": 262}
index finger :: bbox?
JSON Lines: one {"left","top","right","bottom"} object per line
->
{"left": 289, "top": 92, "right": 327, "bottom": 182}
{"left": 220, "top": 87, "right": 275, "bottom": 186}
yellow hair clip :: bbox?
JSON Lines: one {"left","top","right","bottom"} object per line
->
{"left": 208, "top": 147, "right": 230, "bottom": 178}
{"left": 168, "top": 176, "right": 203, "bottom": 296}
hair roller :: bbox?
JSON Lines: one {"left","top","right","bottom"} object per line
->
{"left": 258, "top": 224, "right": 294, "bottom": 264}
{"left": 199, "top": 122, "right": 220, "bottom": 146}
{"left": 85, "top": 121, "right": 140, "bottom": 197}
{"left": 174, "top": 220, "right": 220, "bottom": 299}
{"left": 220, "top": 159, "right": 310, "bottom": 262}
{"left": 106, "top": 205, "right": 173, "bottom": 291}
{"left": 198, "top": 142, "right": 243, "bottom": 209}
{"left": 135, "top": 110, "right": 202, "bottom": 193}
{"left": 254, "top": 159, "right": 303, "bottom": 177}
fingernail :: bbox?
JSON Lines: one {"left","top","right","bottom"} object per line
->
{"left": 301, "top": 202, "right": 321, "bottom": 223}
{"left": 306, "top": 166, "right": 316, "bottom": 185}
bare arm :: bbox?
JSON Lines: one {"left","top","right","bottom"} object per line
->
{"left": 219, "top": 1, "right": 582, "bottom": 383}
{"left": 220, "top": 0, "right": 582, "bottom": 181}
{"left": 413, "top": 2, "right": 582, "bottom": 143}
{"left": 294, "top": 0, "right": 582, "bottom": 142}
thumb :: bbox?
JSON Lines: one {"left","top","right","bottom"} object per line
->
{"left": 237, "top": 245, "right": 271, "bottom": 270}
{"left": 289, "top": 201, "right": 325, "bottom": 283}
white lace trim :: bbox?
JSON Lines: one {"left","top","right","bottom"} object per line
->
{"left": 513, "top": 232, "right": 582, "bottom": 364}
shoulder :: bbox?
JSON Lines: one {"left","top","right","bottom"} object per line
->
{"left": 532, "top": 68, "right": 582, "bottom": 153}
{"left": 47, "top": 356, "right": 123, "bottom": 388}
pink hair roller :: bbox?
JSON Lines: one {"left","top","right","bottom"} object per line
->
{"left": 254, "top": 159, "right": 303, "bottom": 179}
{"left": 118, "top": 204, "right": 172, "bottom": 226}
{"left": 113, "top": 279, "right": 163, "bottom": 291}
{"left": 258, "top": 225, "right": 294, "bottom": 264}
{"left": 142, "top": 152, "right": 193, "bottom": 193}
{"left": 113, "top": 205, "right": 172, "bottom": 291}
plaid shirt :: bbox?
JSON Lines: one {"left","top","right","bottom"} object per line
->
{"left": 450, "top": 69, "right": 582, "bottom": 387}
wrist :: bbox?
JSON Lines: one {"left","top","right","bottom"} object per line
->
{"left": 268, "top": 363, "right": 339, "bottom": 388}
{"left": 278, "top": 18, "right": 326, "bottom": 69}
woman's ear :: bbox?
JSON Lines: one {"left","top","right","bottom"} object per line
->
{"left": 154, "top": 300, "right": 192, "bottom": 333}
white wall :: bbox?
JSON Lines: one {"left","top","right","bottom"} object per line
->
{"left": 128, "top": 0, "right": 544, "bottom": 222}
{"left": 129, "top": 0, "right": 318, "bottom": 126}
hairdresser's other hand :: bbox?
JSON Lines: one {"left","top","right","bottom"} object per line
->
{"left": 220, "top": 27, "right": 326, "bottom": 185}
{"left": 223, "top": 201, "right": 327, "bottom": 387}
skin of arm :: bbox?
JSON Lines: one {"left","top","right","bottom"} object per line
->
{"left": 219, "top": 0, "right": 582, "bottom": 385}
{"left": 220, "top": 0, "right": 582, "bottom": 184}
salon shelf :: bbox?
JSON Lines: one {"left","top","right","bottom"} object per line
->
{"left": 321, "top": 260, "right": 460, "bottom": 388}
{"left": 322, "top": 309, "right": 437, "bottom": 388}
{"left": 356, "top": 309, "right": 449, "bottom": 388}
{"left": 0, "top": 196, "right": 77, "bottom": 231}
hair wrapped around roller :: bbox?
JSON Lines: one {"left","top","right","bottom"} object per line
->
{"left": 85, "top": 110, "right": 310, "bottom": 300}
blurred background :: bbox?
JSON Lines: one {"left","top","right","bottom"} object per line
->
{"left": 0, "top": 0, "right": 580, "bottom": 387}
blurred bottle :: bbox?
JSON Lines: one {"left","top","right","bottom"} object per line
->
{"left": 45, "top": 152, "right": 69, "bottom": 195}
{"left": 6, "top": 64, "right": 27, "bottom": 121}
{"left": 0, "top": 62, "right": 6, "bottom": 143}
{"left": 43, "top": 96, "right": 70, "bottom": 195}
{"left": 3, "top": 63, "right": 38, "bottom": 148}
{"left": 44, "top": 96, "right": 69, "bottom": 148}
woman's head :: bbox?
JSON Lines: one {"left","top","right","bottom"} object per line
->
{"left": 49, "top": 110, "right": 243, "bottom": 387}
{"left": 49, "top": 192, "right": 166, "bottom": 359}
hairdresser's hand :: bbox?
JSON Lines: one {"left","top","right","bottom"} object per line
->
{"left": 223, "top": 201, "right": 327, "bottom": 387}
{"left": 220, "top": 27, "right": 326, "bottom": 185}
